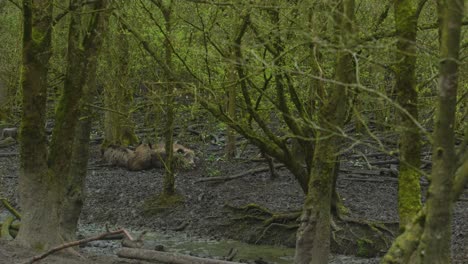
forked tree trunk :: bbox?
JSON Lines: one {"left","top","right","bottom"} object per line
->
{"left": 381, "top": 0, "right": 464, "bottom": 263}
{"left": 294, "top": 1, "right": 355, "bottom": 263}
{"left": 18, "top": 0, "right": 111, "bottom": 249}
{"left": 16, "top": 0, "right": 59, "bottom": 250}
{"left": 62, "top": 0, "right": 110, "bottom": 241}
{"left": 394, "top": 0, "right": 422, "bottom": 229}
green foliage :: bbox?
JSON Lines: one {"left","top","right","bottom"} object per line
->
{"left": 356, "top": 238, "right": 374, "bottom": 257}
{"left": 0, "top": 3, "right": 22, "bottom": 122}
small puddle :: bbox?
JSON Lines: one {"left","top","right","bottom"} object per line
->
{"left": 144, "top": 231, "right": 294, "bottom": 264}
{"left": 79, "top": 226, "right": 293, "bottom": 263}
{"left": 79, "top": 226, "right": 379, "bottom": 264}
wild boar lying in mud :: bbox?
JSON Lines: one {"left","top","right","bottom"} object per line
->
{"left": 102, "top": 143, "right": 195, "bottom": 171}
{"left": 102, "top": 145, "right": 134, "bottom": 168}
{"left": 151, "top": 143, "right": 196, "bottom": 170}
{"left": 128, "top": 143, "right": 154, "bottom": 171}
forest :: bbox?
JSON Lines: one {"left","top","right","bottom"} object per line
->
{"left": 0, "top": 0, "right": 466, "bottom": 263}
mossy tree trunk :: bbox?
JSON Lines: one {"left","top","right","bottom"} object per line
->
{"left": 415, "top": 0, "right": 463, "bottom": 262}
{"left": 62, "top": 0, "right": 110, "bottom": 242}
{"left": 16, "top": 0, "right": 56, "bottom": 250}
{"left": 225, "top": 64, "right": 237, "bottom": 159}
{"left": 294, "top": 1, "right": 355, "bottom": 263}
{"left": 381, "top": 0, "right": 464, "bottom": 262}
{"left": 103, "top": 18, "right": 138, "bottom": 147}
{"left": 394, "top": 0, "right": 425, "bottom": 229}
{"left": 154, "top": 0, "right": 176, "bottom": 196}
{"left": 17, "top": 0, "right": 111, "bottom": 249}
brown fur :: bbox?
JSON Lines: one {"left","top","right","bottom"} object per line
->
{"left": 151, "top": 143, "right": 196, "bottom": 170}
{"left": 102, "top": 145, "right": 135, "bottom": 168}
{"left": 102, "top": 143, "right": 195, "bottom": 171}
{"left": 127, "top": 143, "right": 154, "bottom": 171}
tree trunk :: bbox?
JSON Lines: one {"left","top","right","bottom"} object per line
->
{"left": 394, "top": 0, "right": 422, "bottom": 229}
{"left": 103, "top": 23, "right": 138, "bottom": 147}
{"left": 62, "top": 0, "right": 110, "bottom": 241}
{"left": 294, "top": 1, "right": 355, "bottom": 263}
{"left": 381, "top": 0, "right": 464, "bottom": 262}
{"left": 415, "top": 0, "right": 463, "bottom": 262}
{"left": 16, "top": 0, "right": 59, "bottom": 250}
{"left": 161, "top": 1, "right": 176, "bottom": 196}
{"left": 225, "top": 65, "right": 237, "bottom": 159}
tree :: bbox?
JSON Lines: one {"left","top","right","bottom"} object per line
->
{"left": 62, "top": 0, "right": 110, "bottom": 241}
{"left": 17, "top": 0, "right": 110, "bottom": 249}
{"left": 381, "top": 0, "right": 465, "bottom": 262}
{"left": 294, "top": 0, "right": 355, "bottom": 262}
{"left": 102, "top": 17, "right": 139, "bottom": 147}
{"left": 16, "top": 0, "right": 56, "bottom": 249}
{"left": 0, "top": 2, "right": 22, "bottom": 122}
{"left": 415, "top": 0, "right": 464, "bottom": 262}
{"left": 153, "top": 0, "right": 177, "bottom": 196}
{"left": 393, "top": 0, "right": 426, "bottom": 230}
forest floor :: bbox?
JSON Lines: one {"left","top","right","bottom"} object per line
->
{"left": 0, "top": 129, "right": 467, "bottom": 264}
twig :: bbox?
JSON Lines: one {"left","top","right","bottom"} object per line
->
{"left": 23, "top": 229, "right": 133, "bottom": 264}
{"left": 85, "top": 103, "right": 128, "bottom": 117}
{"left": 0, "top": 152, "right": 19, "bottom": 157}
{"left": 195, "top": 164, "right": 284, "bottom": 183}
{"left": 0, "top": 198, "right": 21, "bottom": 220}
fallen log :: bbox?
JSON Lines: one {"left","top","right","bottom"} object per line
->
{"left": 339, "top": 168, "right": 383, "bottom": 175}
{"left": 117, "top": 247, "right": 243, "bottom": 264}
{"left": 195, "top": 164, "right": 284, "bottom": 183}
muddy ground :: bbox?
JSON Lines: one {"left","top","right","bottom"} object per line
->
{"left": 0, "top": 130, "right": 467, "bottom": 263}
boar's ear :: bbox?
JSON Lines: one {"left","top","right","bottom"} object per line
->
{"left": 177, "top": 148, "right": 185, "bottom": 154}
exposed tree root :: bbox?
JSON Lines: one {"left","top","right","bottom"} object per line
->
{"left": 224, "top": 203, "right": 398, "bottom": 257}
{"left": 196, "top": 165, "right": 284, "bottom": 183}
{"left": 0, "top": 216, "right": 15, "bottom": 240}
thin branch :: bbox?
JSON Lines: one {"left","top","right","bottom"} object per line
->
{"left": 23, "top": 229, "right": 133, "bottom": 264}
{"left": 0, "top": 198, "right": 21, "bottom": 220}
{"left": 6, "top": 0, "right": 21, "bottom": 10}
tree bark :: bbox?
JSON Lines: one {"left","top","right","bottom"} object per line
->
{"left": 394, "top": 0, "right": 423, "bottom": 229}
{"left": 62, "top": 0, "right": 110, "bottom": 241}
{"left": 103, "top": 14, "right": 138, "bottom": 147}
{"left": 381, "top": 0, "right": 464, "bottom": 262}
{"left": 16, "top": 0, "right": 58, "bottom": 250}
{"left": 159, "top": 0, "right": 176, "bottom": 196}
{"left": 17, "top": 0, "right": 111, "bottom": 249}
{"left": 416, "top": 0, "right": 464, "bottom": 262}
{"left": 294, "top": 1, "right": 355, "bottom": 263}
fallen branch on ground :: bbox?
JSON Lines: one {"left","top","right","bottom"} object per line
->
{"left": 0, "top": 216, "right": 15, "bottom": 239}
{"left": 118, "top": 247, "right": 243, "bottom": 264}
{"left": 195, "top": 164, "right": 284, "bottom": 183}
{"left": 0, "top": 152, "right": 18, "bottom": 157}
{"left": 22, "top": 229, "right": 134, "bottom": 264}
{"left": 0, "top": 137, "right": 15, "bottom": 148}
{"left": 0, "top": 198, "right": 21, "bottom": 220}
